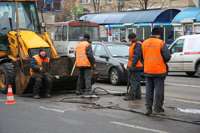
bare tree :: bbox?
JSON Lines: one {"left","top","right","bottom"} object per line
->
{"left": 117, "top": 0, "right": 125, "bottom": 11}
{"left": 137, "top": 0, "right": 149, "bottom": 9}
{"left": 92, "top": 0, "right": 100, "bottom": 13}
{"left": 137, "top": 0, "right": 168, "bottom": 10}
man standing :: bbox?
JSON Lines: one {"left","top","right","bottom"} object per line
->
{"left": 142, "top": 27, "right": 171, "bottom": 115}
{"left": 75, "top": 34, "right": 95, "bottom": 95}
{"left": 30, "top": 49, "right": 52, "bottom": 99}
{"left": 125, "top": 33, "right": 143, "bottom": 100}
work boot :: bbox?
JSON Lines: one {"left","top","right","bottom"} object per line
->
{"left": 75, "top": 90, "right": 82, "bottom": 95}
{"left": 123, "top": 96, "right": 135, "bottom": 101}
{"left": 145, "top": 108, "right": 152, "bottom": 116}
{"left": 33, "top": 95, "right": 40, "bottom": 99}
{"left": 45, "top": 94, "right": 51, "bottom": 98}
{"left": 135, "top": 95, "right": 141, "bottom": 100}
{"left": 154, "top": 107, "right": 165, "bottom": 113}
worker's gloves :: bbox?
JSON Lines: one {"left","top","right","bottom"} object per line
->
{"left": 92, "top": 64, "right": 96, "bottom": 70}
{"left": 32, "top": 65, "right": 41, "bottom": 73}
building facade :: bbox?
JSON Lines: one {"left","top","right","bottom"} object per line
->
{"left": 77, "top": 0, "right": 197, "bottom": 13}
{"left": 38, "top": 0, "right": 197, "bottom": 13}
{"left": 38, "top": 0, "right": 198, "bottom": 22}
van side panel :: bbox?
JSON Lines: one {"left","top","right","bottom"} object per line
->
{"left": 183, "top": 37, "right": 200, "bottom": 72}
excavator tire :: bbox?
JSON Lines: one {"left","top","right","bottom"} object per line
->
{"left": 0, "top": 62, "right": 15, "bottom": 94}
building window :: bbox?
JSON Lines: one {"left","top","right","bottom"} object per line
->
{"left": 80, "top": 0, "right": 91, "bottom": 4}
{"left": 107, "top": 0, "right": 112, "bottom": 4}
{"left": 39, "top": 0, "right": 63, "bottom": 11}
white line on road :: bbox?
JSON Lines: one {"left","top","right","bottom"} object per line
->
{"left": 177, "top": 108, "right": 200, "bottom": 114}
{"left": 169, "top": 97, "right": 200, "bottom": 105}
{"left": 110, "top": 121, "right": 168, "bottom": 133}
{"left": 39, "top": 106, "right": 65, "bottom": 113}
{"left": 166, "top": 82, "right": 200, "bottom": 88}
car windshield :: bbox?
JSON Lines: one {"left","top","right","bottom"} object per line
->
{"left": 107, "top": 44, "right": 129, "bottom": 57}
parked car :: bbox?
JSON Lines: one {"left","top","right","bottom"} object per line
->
{"left": 92, "top": 42, "right": 129, "bottom": 85}
{"left": 168, "top": 34, "right": 200, "bottom": 77}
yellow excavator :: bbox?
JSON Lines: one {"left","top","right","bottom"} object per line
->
{"left": 0, "top": 0, "right": 77, "bottom": 94}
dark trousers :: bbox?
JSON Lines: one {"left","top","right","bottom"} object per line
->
{"left": 145, "top": 77, "right": 165, "bottom": 109}
{"left": 128, "top": 70, "right": 142, "bottom": 99}
{"left": 31, "top": 73, "right": 52, "bottom": 96}
{"left": 76, "top": 68, "right": 92, "bottom": 94}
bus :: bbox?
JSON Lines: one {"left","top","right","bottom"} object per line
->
{"left": 47, "top": 20, "right": 100, "bottom": 57}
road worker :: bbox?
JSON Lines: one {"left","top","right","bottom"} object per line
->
{"left": 125, "top": 33, "right": 143, "bottom": 100}
{"left": 75, "top": 34, "right": 95, "bottom": 95}
{"left": 30, "top": 49, "right": 52, "bottom": 99}
{"left": 142, "top": 27, "right": 171, "bottom": 115}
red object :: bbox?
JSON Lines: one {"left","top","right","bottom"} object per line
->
{"left": 5, "top": 84, "right": 16, "bottom": 105}
{"left": 184, "top": 52, "right": 200, "bottom": 55}
{"left": 51, "top": 21, "right": 99, "bottom": 27}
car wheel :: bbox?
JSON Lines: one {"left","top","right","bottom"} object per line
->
{"left": 109, "top": 68, "right": 121, "bottom": 85}
{"left": 185, "top": 72, "right": 195, "bottom": 77}
{"left": 196, "top": 64, "right": 200, "bottom": 77}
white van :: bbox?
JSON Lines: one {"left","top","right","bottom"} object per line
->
{"left": 168, "top": 34, "right": 200, "bottom": 76}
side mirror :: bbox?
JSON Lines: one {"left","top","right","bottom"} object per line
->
{"left": 169, "top": 48, "right": 173, "bottom": 54}
{"left": 41, "top": 22, "right": 46, "bottom": 28}
{"left": 99, "top": 55, "right": 109, "bottom": 60}
{"left": 50, "top": 32, "right": 55, "bottom": 40}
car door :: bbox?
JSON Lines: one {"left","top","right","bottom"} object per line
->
{"left": 94, "top": 44, "right": 109, "bottom": 77}
{"left": 168, "top": 39, "right": 185, "bottom": 71}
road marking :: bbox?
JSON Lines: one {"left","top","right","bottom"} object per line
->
{"left": 169, "top": 97, "right": 200, "bottom": 105}
{"left": 177, "top": 108, "right": 200, "bottom": 114}
{"left": 166, "top": 82, "right": 200, "bottom": 88}
{"left": 110, "top": 121, "right": 168, "bottom": 133}
{"left": 39, "top": 106, "right": 65, "bottom": 113}
{"left": 107, "top": 90, "right": 123, "bottom": 94}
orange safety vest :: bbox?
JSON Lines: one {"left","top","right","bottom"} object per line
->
{"left": 142, "top": 38, "right": 166, "bottom": 74}
{"left": 33, "top": 55, "right": 50, "bottom": 67}
{"left": 30, "top": 55, "right": 50, "bottom": 75}
{"left": 75, "top": 41, "right": 91, "bottom": 67}
{"left": 127, "top": 42, "right": 143, "bottom": 68}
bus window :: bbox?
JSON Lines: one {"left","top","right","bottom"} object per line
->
{"left": 63, "top": 26, "right": 68, "bottom": 41}
{"left": 69, "top": 26, "right": 99, "bottom": 41}
{"left": 55, "top": 26, "right": 62, "bottom": 41}
{"left": 69, "top": 27, "right": 81, "bottom": 41}
{"left": 83, "top": 26, "right": 99, "bottom": 41}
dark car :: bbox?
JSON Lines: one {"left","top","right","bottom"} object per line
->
{"left": 92, "top": 42, "right": 129, "bottom": 85}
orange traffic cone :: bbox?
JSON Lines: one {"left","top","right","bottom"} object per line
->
{"left": 5, "top": 84, "right": 16, "bottom": 105}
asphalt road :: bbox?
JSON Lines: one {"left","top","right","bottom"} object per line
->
{"left": 0, "top": 73, "right": 200, "bottom": 133}
{"left": 95, "top": 72, "right": 200, "bottom": 102}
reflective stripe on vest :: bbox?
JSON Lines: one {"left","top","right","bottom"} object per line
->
{"left": 142, "top": 38, "right": 166, "bottom": 74}
{"left": 33, "top": 55, "right": 49, "bottom": 67}
{"left": 75, "top": 41, "right": 91, "bottom": 67}
{"left": 127, "top": 42, "right": 143, "bottom": 68}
